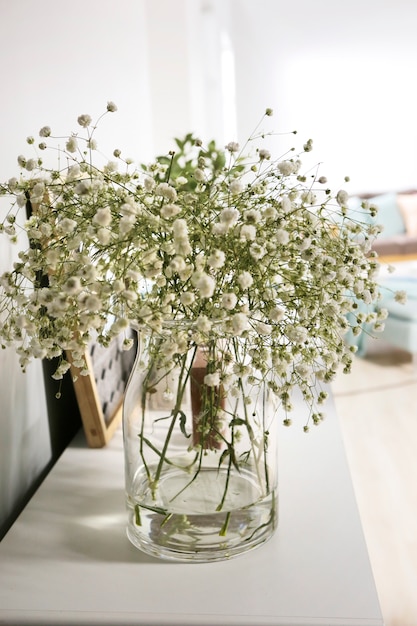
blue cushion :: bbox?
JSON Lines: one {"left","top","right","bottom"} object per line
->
{"left": 368, "top": 193, "right": 406, "bottom": 238}
{"left": 347, "top": 193, "right": 406, "bottom": 238}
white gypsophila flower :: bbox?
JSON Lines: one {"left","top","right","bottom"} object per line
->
{"left": 75, "top": 180, "right": 91, "bottom": 195}
{"left": 161, "top": 203, "right": 181, "bottom": 219}
{"left": 88, "top": 138, "right": 97, "bottom": 150}
{"left": 96, "top": 228, "right": 111, "bottom": 245}
{"left": 110, "top": 317, "right": 129, "bottom": 333}
{"left": 193, "top": 168, "right": 205, "bottom": 182}
{"left": 39, "top": 126, "right": 51, "bottom": 137}
{"left": 39, "top": 223, "right": 52, "bottom": 237}
{"left": 275, "top": 229, "right": 289, "bottom": 245}
{"left": 113, "top": 279, "right": 125, "bottom": 293}
{"left": 122, "top": 290, "right": 138, "bottom": 302}
{"left": 361, "top": 289, "right": 372, "bottom": 305}
{"left": 225, "top": 141, "right": 240, "bottom": 153}
{"left": 244, "top": 209, "right": 262, "bottom": 223}
{"left": 301, "top": 190, "right": 316, "bottom": 205}
{"left": 119, "top": 215, "right": 135, "bottom": 234}
{"left": 103, "top": 161, "right": 118, "bottom": 174}
{"left": 107, "top": 101, "right": 117, "bottom": 112}
{"left": 58, "top": 217, "right": 77, "bottom": 234}
{"left": 237, "top": 271, "right": 253, "bottom": 290}
{"left": 230, "top": 179, "right": 244, "bottom": 195}
{"left": 172, "top": 218, "right": 188, "bottom": 238}
{"left": 66, "top": 164, "right": 81, "bottom": 180}
{"left": 278, "top": 160, "right": 295, "bottom": 176}
{"left": 287, "top": 325, "right": 308, "bottom": 344}
{"left": 51, "top": 360, "right": 72, "bottom": 380}
{"left": 336, "top": 190, "right": 349, "bottom": 206}
{"left": 295, "top": 363, "right": 311, "bottom": 379}
{"left": 30, "top": 182, "right": 45, "bottom": 202}
{"left": 395, "top": 290, "right": 407, "bottom": 304}
{"left": 194, "top": 273, "right": 216, "bottom": 298}
{"left": 123, "top": 338, "right": 134, "bottom": 351}
{"left": 63, "top": 276, "right": 82, "bottom": 294}
{"left": 207, "top": 249, "right": 225, "bottom": 269}
{"left": 44, "top": 248, "right": 60, "bottom": 268}
{"left": 269, "top": 305, "right": 285, "bottom": 322}
{"left": 16, "top": 193, "right": 26, "bottom": 207}
{"left": 180, "top": 292, "right": 195, "bottom": 306}
{"left": 204, "top": 372, "right": 221, "bottom": 387}
{"left": 144, "top": 176, "right": 155, "bottom": 191}
{"left": 298, "top": 237, "right": 312, "bottom": 252}
{"left": 219, "top": 207, "right": 239, "bottom": 228}
{"left": 93, "top": 207, "right": 112, "bottom": 226}
{"left": 77, "top": 114, "right": 92, "bottom": 128}
{"left": 66, "top": 136, "right": 78, "bottom": 153}
{"left": 377, "top": 308, "right": 388, "bottom": 320}
{"left": 25, "top": 159, "right": 37, "bottom": 171}
{"left": 303, "top": 138, "right": 313, "bottom": 152}
{"left": 211, "top": 222, "right": 227, "bottom": 235}
{"left": 156, "top": 182, "right": 177, "bottom": 202}
{"left": 169, "top": 255, "right": 187, "bottom": 274}
{"left": 259, "top": 149, "right": 271, "bottom": 160}
{"left": 176, "top": 176, "right": 188, "bottom": 185}
{"left": 280, "top": 196, "right": 292, "bottom": 213}
{"left": 126, "top": 269, "right": 141, "bottom": 282}
{"left": 231, "top": 312, "right": 250, "bottom": 336}
{"left": 256, "top": 321, "right": 272, "bottom": 335}
{"left": 239, "top": 224, "right": 257, "bottom": 241}
{"left": 195, "top": 315, "right": 212, "bottom": 333}
{"left": 221, "top": 292, "right": 237, "bottom": 310}
{"left": 83, "top": 295, "right": 102, "bottom": 311}
{"left": 120, "top": 201, "right": 137, "bottom": 216}
{"left": 249, "top": 243, "right": 265, "bottom": 260}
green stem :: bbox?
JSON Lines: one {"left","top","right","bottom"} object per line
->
{"left": 216, "top": 447, "right": 233, "bottom": 512}
{"left": 232, "top": 338, "right": 267, "bottom": 492}
{"left": 151, "top": 347, "right": 197, "bottom": 495}
{"left": 262, "top": 382, "right": 270, "bottom": 493}
{"left": 219, "top": 511, "right": 231, "bottom": 537}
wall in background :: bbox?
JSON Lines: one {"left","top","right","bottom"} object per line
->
{"left": 1, "top": 0, "right": 416, "bottom": 536}
{"left": 228, "top": 0, "right": 417, "bottom": 194}
{"left": 0, "top": 0, "right": 153, "bottom": 537}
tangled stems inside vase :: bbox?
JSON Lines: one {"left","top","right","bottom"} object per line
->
{"left": 124, "top": 332, "right": 279, "bottom": 561}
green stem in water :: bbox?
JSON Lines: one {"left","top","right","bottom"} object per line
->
{"left": 151, "top": 347, "right": 197, "bottom": 496}
{"left": 219, "top": 511, "right": 231, "bottom": 537}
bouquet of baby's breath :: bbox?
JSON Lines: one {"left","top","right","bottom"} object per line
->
{"left": 0, "top": 103, "right": 387, "bottom": 427}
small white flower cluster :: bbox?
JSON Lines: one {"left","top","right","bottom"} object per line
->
{"left": 0, "top": 104, "right": 391, "bottom": 424}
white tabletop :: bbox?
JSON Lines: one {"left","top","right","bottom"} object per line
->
{"left": 0, "top": 393, "right": 383, "bottom": 626}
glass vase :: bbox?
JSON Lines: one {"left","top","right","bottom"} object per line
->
{"left": 123, "top": 323, "right": 278, "bottom": 562}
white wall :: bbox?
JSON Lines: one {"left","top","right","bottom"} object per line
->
{"left": 2, "top": 0, "right": 417, "bottom": 533}
{"left": 229, "top": 0, "right": 417, "bottom": 194}
{"left": 0, "top": 0, "right": 153, "bottom": 535}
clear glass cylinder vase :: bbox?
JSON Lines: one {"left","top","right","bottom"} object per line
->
{"left": 123, "top": 323, "right": 278, "bottom": 562}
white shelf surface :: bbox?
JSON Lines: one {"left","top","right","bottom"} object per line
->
{"left": 0, "top": 393, "right": 383, "bottom": 626}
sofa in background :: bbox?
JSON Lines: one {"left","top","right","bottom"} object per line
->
{"left": 346, "top": 191, "right": 417, "bottom": 360}
{"left": 348, "top": 190, "right": 417, "bottom": 261}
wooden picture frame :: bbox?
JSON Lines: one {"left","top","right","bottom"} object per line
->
{"left": 68, "top": 333, "right": 137, "bottom": 448}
